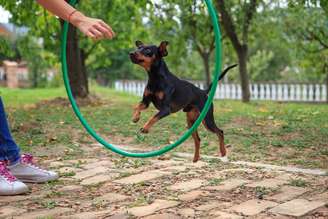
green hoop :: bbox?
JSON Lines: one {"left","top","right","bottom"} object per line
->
{"left": 61, "top": 0, "right": 222, "bottom": 158}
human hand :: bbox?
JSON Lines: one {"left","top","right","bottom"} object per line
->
{"left": 70, "top": 11, "right": 115, "bottom": 40}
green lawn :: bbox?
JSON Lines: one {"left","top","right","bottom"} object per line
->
{"left": 1, "top": 86, "right": 327, "bottom": 169}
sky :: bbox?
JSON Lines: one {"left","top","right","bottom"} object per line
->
{"left": 0, "top": 6, "right": 11, "bottom": 23}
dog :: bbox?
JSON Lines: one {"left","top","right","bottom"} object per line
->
{"left": 129, "top": 40, "right": 237, "bottom": 162}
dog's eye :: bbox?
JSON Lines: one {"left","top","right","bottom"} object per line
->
{"left": 144, "top": 49, "right": 152, "bottom": 56}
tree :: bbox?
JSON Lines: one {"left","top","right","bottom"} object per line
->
{"left": 216, "top": 0, "right": 259, "bottom": 102}
{"left": 16, "top": 36, "right": 55, "bottom": 87}
{"left": 183, "top": 1, "right": 216, "bottom": 87}
{"left": 147, "top": 1, "right": 217, "bottom": 87}
{"left": 62, "top": 0, "right": 89, "bottom": 98}
{"left": 79, "top": 0, "right": 150, "bottom": 84}
{"left": 0, "top": 0, "right": 89, "bottom": 97}
{"left": 286, "top": 0, "right": 328, "bottom": 102}
{"left": 0, "top": 36, "right": 20, "bottom": 61}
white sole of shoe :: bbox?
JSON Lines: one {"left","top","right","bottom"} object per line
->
{"left": 0, "top": 186, "right": 29, "bottom": 196}
{"left": 18, "top": 174, "right": 59, "bottom": 183}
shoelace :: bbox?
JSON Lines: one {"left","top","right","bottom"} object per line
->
{"left": 21, "top": 154, "right": 35, "bottom": 165}
{"left": 21, "top": 154, "right": 47, "bottom": 172}
{"left": 0, "top": 161, "right": 17, "bottom": 183}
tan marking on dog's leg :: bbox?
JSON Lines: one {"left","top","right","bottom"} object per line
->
{"left": 187, "top": 108, "right": 201, "bottom": 162}
{"left": 141, "top": 116, "right": 159, "bottom": 133}
{"left": 132, "top": 103, "right": 147, "bottom": 123}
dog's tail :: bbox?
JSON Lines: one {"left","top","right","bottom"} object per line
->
{"left": 205, "top": 64, "right": 238, "bottom": 94}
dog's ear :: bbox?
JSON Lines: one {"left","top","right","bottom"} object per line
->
{"left": 136, "top": 40, "right": 144, "bottom": 48}
{"left": 158, "top": 41, "right": 169, "bottom": 57}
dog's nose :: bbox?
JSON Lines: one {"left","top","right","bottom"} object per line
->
{"left": 129, "top": 52, "right": 134, "bottom": 56}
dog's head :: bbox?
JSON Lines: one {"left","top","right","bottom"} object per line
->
{"left": 129, "top": 40, "right": 169, "bottom": 71}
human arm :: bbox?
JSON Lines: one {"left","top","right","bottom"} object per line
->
{"left": 36, "top": 0, "right": 115, "bottom": 40}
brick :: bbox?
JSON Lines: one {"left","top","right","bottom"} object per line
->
{"left": 178, "top": 190, "right": 206, "bottom": 202}
{"left": 246, "top": 178, "right": 287, "bottom": 189}
{"left": 185, "top": 161, "right": 207, "bottom": 168}
{"left": 161, "top": 165, "right": 188, "bottom": 172}
{"left": 60, "top": 210, "right": 113, "bottom": 219}
{"left": 73, "top": 166, "right": 108, "bottom": 180}
{"left": 0, "top": 194, "right": 43, "bottom": 203}
{"left": 153, "top": 160, "right": 184, "bottom": 168}
{"left": 210, "top": 211, "right": 243, "bottom": 219}
{"left": 80, "top": 173, "right": 119, "bottom": 185}
{"left": 82, "top": 160, "right": 114, "bottom": 169}
{"left": 58, "top": 185, "right": 83, "bottom": 192}
{"left": 178, "top": 208, "right": 195, "bottom": 218}
{"left": 128, "top": 199, "right": 179, "bottom": 217}
{"left": 229, "top": 199, "right": 278, "bottom": 216}
{"left": 309, "top": 191, "right": 328, "bottom": 203}
{"left": 59, "top": 167, "right": 80, "bottom": 174}
{"left": 0, "top": 206, "right": 26, "bottom": 218}
{"left": 15, "top": 207, "right": 73, "bottom": 219}
{"left": 107, "top": 213, "right": 129, "bottom": 219}
{"left": 195, "top": 203, "right": 220, "bottom": 211}
{"left": 66, "top": 159, "right": 97, "bottom": 165}
{"left": 143, "top": 213, "right": 181, "bottom": 219}
{"left": 168, "top": 179, "right": 206, "bottom": 192}
{"left": 269, "top": 199, "right": 325, "bottom": 217}
{"left": 95, "top": 193, "right": 129, "bottom": 203}
{"left": 268, "top": 186, "right": 308, "bottom": 202}
{"left": 114, "top": 170, "right": 170, "bottom": 184}
{"left": 205, "top": 179, "right": 249, "bottom": 191}
{"left": 216, "top": 168, "right": 255, "bottom": 175}
{"left": 49, "top": 161, "right": 66, "bottom": 168}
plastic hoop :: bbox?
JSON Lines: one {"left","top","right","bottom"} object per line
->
{"left": 61, "top": 0, "right": 222, "bottom": 158}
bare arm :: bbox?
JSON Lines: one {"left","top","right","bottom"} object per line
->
{"left": 36, "top": 0, "right": 115, "bottom": 40}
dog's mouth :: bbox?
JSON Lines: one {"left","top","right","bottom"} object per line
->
{"left": 129, "top": 53, "right": 144, "bottom": 64}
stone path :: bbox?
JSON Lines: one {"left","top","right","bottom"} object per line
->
{"left": 0, "top": 148, "right": 327, "bottom": 219}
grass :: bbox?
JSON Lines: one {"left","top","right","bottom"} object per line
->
{"left": 0, "top": 87, "right": 66, "bottom": 107}
{"left": 289, "top": 178, "right": 308, "bottom": 187}
{"left": 208, "top": 178, "right": 224, "bottom": 186}
{"left": 1, "top": 86, "right": 327, "bottom": 169}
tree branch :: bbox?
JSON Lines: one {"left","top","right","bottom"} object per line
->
{"left": 242, "top": 0, "right": 258, "bottom": 44}
{"left": 308, "top": 29, "right": 328, "bottom": 49}
{"left": 216, "top": 0, "right": 242, "bottom": 51}
{"left": 84, "top": 42, "right": 100, "bottom": 59}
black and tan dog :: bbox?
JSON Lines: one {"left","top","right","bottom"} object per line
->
{"left": 129, "top": 40, "right": 237, "bottom": 162}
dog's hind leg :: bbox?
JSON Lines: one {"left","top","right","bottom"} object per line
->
{"left": 186, "top": 108, "right": 201, "bottom": 162}
{"left": 201, "top": 104, "right": 227, "bottom": 157}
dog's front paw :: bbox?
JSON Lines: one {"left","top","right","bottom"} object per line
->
{"left": 140, "top": 127, "right": 149, "bottom": 134}
{"left": 132, "top": 117, "right": 140, "bottom": 123}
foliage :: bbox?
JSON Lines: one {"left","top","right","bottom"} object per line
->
{"left": 0, "top": 0, "right": 327, "bottom": 88}
{"left": 16, "top": 36, "right": 57, "bottom": 87}
{"left": 0, "top": 36, "right": 20, "bottom": 61}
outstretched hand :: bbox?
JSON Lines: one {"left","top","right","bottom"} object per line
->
{"left": 70, "top": 11, "right": 115, "bottom": 40}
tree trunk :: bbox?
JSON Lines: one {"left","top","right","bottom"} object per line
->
{"left": 326, "top": 71, "right": 328, "bottom": 103}
{"left": 80, "top": 49, "right": 89, "bottom": 94}
{"left": 62, "top": 0, "right": 88, "bottom": 98}
{"left": 32, "top": 67, "right": 38, "bottom": 88}
{"left": 237, "top": 45, "right": 251, "bottom": 102}
{"left": 201, "top": 53, "right": 211, "bottom": 88}
{"left": 216, "top": 0, "right": 252, "bottom": 102}
{"left": 65, "top": 23, "right": 89, "bottom": 98}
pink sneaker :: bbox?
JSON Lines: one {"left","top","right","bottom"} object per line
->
{"left": 8, "top": 154, "right": 59, "bottom": 183}
{"left": 0, "top": 161, "right": 29, "bottom": 196}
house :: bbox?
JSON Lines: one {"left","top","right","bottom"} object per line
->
{"left": 0, "top": 61, "right": 29, "bottom": 88}
{"left": 0, "top": 23, "right": 56, "bottom": 88}
{"left": 0, "top": 23, "right": 28, "bottom": 39}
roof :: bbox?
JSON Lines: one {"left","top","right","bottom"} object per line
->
{"left": 0, "top": 23, "right": 28, "bottom": 37}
